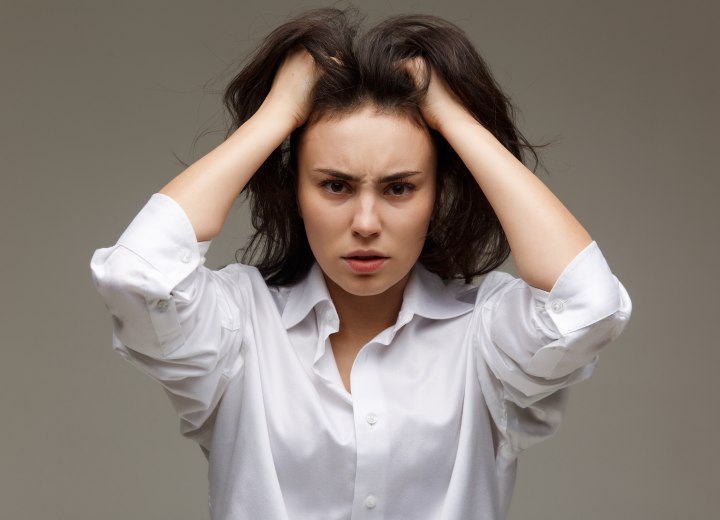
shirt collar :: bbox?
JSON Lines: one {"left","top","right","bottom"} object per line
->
{"left": 399, "top": 262, "right": 475, "bottom": 321}
{"left": 281, "top": 263, "right": 335, "bottom": 329}
{"left": 281, "top": 262, "right": 474, "bottom": 330}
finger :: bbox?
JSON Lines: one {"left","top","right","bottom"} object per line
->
{"left": 402, "top": 57, "right": 428, "bottom": 87}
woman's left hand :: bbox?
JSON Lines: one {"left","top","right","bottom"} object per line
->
{"left": 405, "top": 58, "right": 593, "bottom": 291}
{"left": 404, "top": 57, "right": 470, "bottom": 132}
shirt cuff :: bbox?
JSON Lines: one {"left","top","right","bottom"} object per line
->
{"left": 529, "top": 241, "right": 621, "bottom": 337}
{"left": 116, "top": 193, "right": 211, "bottom": 291}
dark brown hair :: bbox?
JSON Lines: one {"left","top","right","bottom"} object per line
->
{"left": 223, "top": 6, "right": 545, "bottom": 285}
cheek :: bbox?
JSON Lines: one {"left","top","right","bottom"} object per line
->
{"left": 297, "top": 181, "right": 319, "bottom": 227}
{"left": 298, "top": 194, "right": 341, "bottom": 242}
{"left": 387, "top": 200, "right": 435, "bottom": 255}
{"left": 410, "top": 192, "right": 436, "bottom": 235}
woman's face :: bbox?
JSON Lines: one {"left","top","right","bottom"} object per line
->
{"left": 297, "top": 104, "right": 437, "bottom": 299}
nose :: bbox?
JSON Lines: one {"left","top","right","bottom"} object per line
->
{"left": 350, "top": 193, "right": 381, "bottom": 238}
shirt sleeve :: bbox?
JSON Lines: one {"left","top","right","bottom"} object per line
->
{"left": 89, "top": 193, "right": 250, "bottom": 448}
{"left": 472, "top": 241, "right": 632, "bottom": 455}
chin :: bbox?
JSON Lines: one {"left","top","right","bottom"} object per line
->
{"left": 342, "top": 280, "right": 394, "bottom": 297}
{"left": 334, "top": 270, "right": 410, "bottom": 298}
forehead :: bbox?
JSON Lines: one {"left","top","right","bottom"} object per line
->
{"left": 298, "top": 105, "right": 436, "bottom": 175}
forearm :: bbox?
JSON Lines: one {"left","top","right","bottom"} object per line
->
{"left": 159, "top": 103, "right": 296, "bottom": 242}
{"left": 438, "top": 112, "right": 592, "bottom": 291}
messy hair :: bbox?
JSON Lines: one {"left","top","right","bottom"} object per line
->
{"left": 223, "top": 6, "right": 544, "bottom": 285}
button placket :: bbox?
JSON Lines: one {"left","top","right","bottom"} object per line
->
{"left": 350, "top": 346, "right": 389, "bottom": 517}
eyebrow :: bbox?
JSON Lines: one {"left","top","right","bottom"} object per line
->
{"left": 312, "top": 168, "right": 422, "bottom": 183}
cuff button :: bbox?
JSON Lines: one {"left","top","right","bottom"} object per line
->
{"left": 550, "top": 299, "right": 565, "bottom": 313}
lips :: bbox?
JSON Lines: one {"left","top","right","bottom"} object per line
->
{"left": 342, "top": 251, "right": 389, "bottom": 273}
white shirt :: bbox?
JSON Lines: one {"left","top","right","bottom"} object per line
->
{"left": 90, "top": 193, "right": 631, "bottom": 520}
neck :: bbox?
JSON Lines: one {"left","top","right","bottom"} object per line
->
{"left": 324, "top": 273, "right": 410, "bottom": 348}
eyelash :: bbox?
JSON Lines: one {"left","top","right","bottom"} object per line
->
{"left": 319, "top": 180, "right": 349, "bottom": 194}
{"left": 386, "top": 182, "right": 416, "bottom": 196}
{"left": 319, "top": 180, "right": 416, "bottom": 196}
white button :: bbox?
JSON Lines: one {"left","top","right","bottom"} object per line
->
{"left": 364, "top": 495, "right": 377, "bottom": 509}
{"left": 550, "top": 299, "right": 565, "bottom": 313}
{"left": 181, "top": 250, "right": 192, "bottom": 263}
{"left": 156, "top": 299, "right": 169, "bottom": 311}
{"left": 366, "top": 413, "right": 378, "bottom": 425}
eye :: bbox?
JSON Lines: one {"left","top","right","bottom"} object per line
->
{"left": 320, "top": 180, "right": 350, "bottom": 194}
{"left": 386, "top": 182, "right": 415, "bottom": 196}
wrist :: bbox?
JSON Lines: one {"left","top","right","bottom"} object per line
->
{"left": 435, "top": 107, "right": 487, "bottom": 140}
{"left": 433, "top": 105, "right": 479, "bottom": 136}
{"left": 255, "top": 98, "right": 303, "bottom": 133}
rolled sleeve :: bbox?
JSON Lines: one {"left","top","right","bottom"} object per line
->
{"left": 116, "top": 192, "right": 211, "bottom": 294}
{"left": 481, "top": 241, "right": 631, "bottom": 390}
{"left": 90, "top": 194, "right": 248, "bottom": 446}
{"left": 90, "top": 193, "right": 213, "bottom": 357}
{"left": 474, "top": 241, "right": 632, "bottom": 452}
{"left": 531, "top": 241, "right": 623, "bottom": 336}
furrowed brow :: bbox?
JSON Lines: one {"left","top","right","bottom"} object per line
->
{"left": 313, "top": 169, "right": 357, "bottom": 181}
{"left": 380, "top": 171, "right": 421, "bottom": 183}
{"left": 313, "top": 168, "right": 422, "bottom": 183}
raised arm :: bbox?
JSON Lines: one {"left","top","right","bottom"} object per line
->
{"left": 159, "top": 47, "right": 321, "bottom": 242}
{"left": 409, "top": 59, "right": 592, "bottom": 291}
{"left": 89, "top": 48, "right": 322, "bottom": 445}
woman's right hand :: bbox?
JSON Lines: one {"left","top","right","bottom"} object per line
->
{"left": 158, "top": 46, "right": 323, "bottom": 242}
{"left": 261, "top": 46, "right": 323, "bottom": 130}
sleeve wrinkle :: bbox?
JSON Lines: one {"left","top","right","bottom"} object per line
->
{"left": 90, "top": 193, "right": 251, "bottom": 446}
{"left": 473, "top": 241, "right": 632, "bottom": 454}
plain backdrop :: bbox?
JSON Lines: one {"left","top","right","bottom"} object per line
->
{"left": 1, "top": 0, "right": 717, "bottom": 518}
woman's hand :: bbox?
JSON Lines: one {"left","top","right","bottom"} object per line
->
{"left": 408, "top": 56, "right": 593, "bottom": 291}
{"left": 159, "top": 46, "right": 323, "bottom": 241}
{"left": 261, "top": 46, "right": 324, "bottom": 130}
{"left": 404, "top": 57, "right": 471, "bottom": 132}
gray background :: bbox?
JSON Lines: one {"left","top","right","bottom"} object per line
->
{"left": 1, "top": 0, "right": 717, "bottom": 518}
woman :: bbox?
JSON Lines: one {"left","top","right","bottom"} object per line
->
{"left": 91, "top": 7, "right": 631, "bottom": 520}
